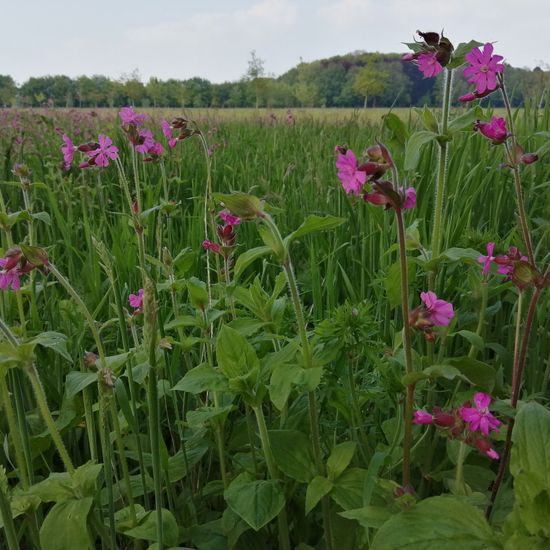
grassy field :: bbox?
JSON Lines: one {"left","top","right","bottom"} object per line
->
{"left": 0, "top": 102, "right": 549, "bottom": 548}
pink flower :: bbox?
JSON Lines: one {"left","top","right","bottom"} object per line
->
{"left": 134, "top": 128, "right": 155, "bottom": 154}
{"left": 474, "top": 117, "right": 508, "bottom": 144}
{"left": 202, "top": 240, "right": 221, "bottom": 254}
{"left": 403, "top": 187, "right": 416, "bottom": 209}
{"left": 149, "top": 141, "right": 165, "bottom": 156}
{"left": 161, "top": 120, "right": 178, "bottom": 148}
{"left": 416, "top": 52, "right": 443, "bottom": 78}
{"left": 464, "top": 43, "right": 504, "bottom": 95}
{"left": 119, "top": 106, "right": 146, "bottom": 127}
{"left": 413, "top": 410, "right": 433, "bottom": 424}
{"left": 86, "top": 135, "right": 119, "bottom": 167}
{"left": 219, "top": 210, "right": 241, "bottom": 226}
{"left": 336, "top": 150, "right": 367, "bottom": 195}
{"left": 460, "top": 392, "right": 501, "bottom": 437}
{"left": 486, "top": 448, "right": 499, "bottom": 460}
{"left": 0, "top": 258, "right": 21, "bottom": 291}
{"left": 420, "top": 291, "right": 454, "bottom": 326}
{"left": 61, "top": 134, "right": 75, "bottom": 170}
{"left": 459, "top": 87, "right": 496, "bottom": 103}
{"left": 128, "top": 288, "right": 144, "bottom": 309}
{"left": 478, "top": 242, "right": 496, "bottom": 274}
{"left": 494, "top": 246, "right": 528, "bottom": 277}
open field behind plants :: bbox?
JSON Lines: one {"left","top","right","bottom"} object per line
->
{"left": 0, "top": 73, "right": 549, "bottom": 550}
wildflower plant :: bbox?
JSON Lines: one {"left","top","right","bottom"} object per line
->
{"left": 0, "top": 29, "right": 548, "bottom": 550}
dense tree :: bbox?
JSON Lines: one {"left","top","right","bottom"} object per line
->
{"left": 2, "top": 53, "right": 546, "bottom": 109}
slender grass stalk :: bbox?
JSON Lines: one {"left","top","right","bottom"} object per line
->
{"left": 498, "top": 73, "right": 535, "bottom": 265}
{"left": 0, "top": 474, "right": 19, "bottom": 550}
{"left": 252, "top": 404, "right": 291, "bottom": 550}
{"left": 430, "top": 68, "right": 453, "bottom": 283}
{"left": 468, "top": 281, "right": 488, "bottom": 359}
{"left": 395, "top": 207, "right": 414, "bottom": 487}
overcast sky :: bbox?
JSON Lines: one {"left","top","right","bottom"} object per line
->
{"left": 2, "top": 0, "right": 549, "bottom": 84}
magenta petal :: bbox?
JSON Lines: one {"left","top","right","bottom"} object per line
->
{"left": 480, "top": 43, "right": 494, "bottom": 64}
{"left": 474, "top": 392, "right": 492, "bottom": 409}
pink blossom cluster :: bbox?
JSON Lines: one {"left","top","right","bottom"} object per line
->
{"left": 128, "top": 288, "right": 144, "bottom": 314}
{"left": 409, "top": 291, "right": 454, "bottom": 340}
{"left": 335, "top": 144, "right": 416, "bottom": 211}
{"left": 61, "top": 133, "right": 119, "bottom": 170}
{"left": 0, "top": 247, "right": 48, "bottom": 292}
{"left": 414, "top": 392, "right": 501, "bottom": 460}
{"left": 202, "top": 210, "right": 242, "bottom": 258}
{"left": 402, "top": 31, "right": 454, "bottom": 78}
{"left": 460, "top": 43, "right": 504, "bottom": 103}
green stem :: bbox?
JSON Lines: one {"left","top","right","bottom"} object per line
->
{"left": 0, "top": 478, "right": 19, "bottom": 550}
{"left": 430, "top": 68, "right": 453, "bottom": 284}
{"left": 454, "top": 441, "right": 467, "bottom": 495}
{"left": 395, "top": 205, "right": 414, "bottom": 487}
{"left": 26, "top": 364, "right": 75, "bottom": 474}
{"left": 468, "top": 281, "right": 488, "bottom": 359}
{"left": 252, "top": 405, "right": 291, "bottom": 550}
{"left": 0, "top": 374, "right": 29, "bottom": 488}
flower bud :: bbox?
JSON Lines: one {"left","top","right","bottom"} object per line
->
{"left": 84, "top": 351, "right": 98, "bottom": 367}
{"left": 520, "top": 153, "right": 538, "bottom": 165}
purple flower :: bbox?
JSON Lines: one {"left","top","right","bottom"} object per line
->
{"left": 464, "top": 43, "right": 504, "bottom": 95}
{"left": 420, "top": 291, "right": 454, "bottom": 326}
{"left": 128, "top": 288, "right": 144, "bottom": 309}
{"left": 474, "top": 117, "right": 509, "bottom": 144}
{"left": 460, "top": 392, "right": 501, "bottom": 436}
{"left": 86, "top": 135, "right": 119, "bottom": 167}
{"left": 413, "top": 410, "right": 433, "bottom": 424}
{"left": 161, "top": 120, "right": 178, "bottom": 148}
{"left": 402, "top": 187, "right": 416, "bottom": 209}
{"left": 0, "top": 258, "right": 21, "bottom": 291}
{"left": 478, "top": 242, "right": 496, "bottom": 274}
{"left": 416, "top": 52, "right": 444, "bottom": 78}
{"left": 134, "top": 128, "right": 155, "bottom": 154}
{"left": 119, "top": 106, "right": 147, "bottom": 127}
{"left": 219, "top": 210, "right": 241, "bottom": 226}
{"left": 61, "top": 134, "right": 75, "bottom": 170}
{"left": 336, "top": 150, "right": 367, "bottom": 195}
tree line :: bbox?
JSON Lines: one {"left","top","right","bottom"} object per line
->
{"left": 0, "top": 52, "right": 547, "bottom": 109}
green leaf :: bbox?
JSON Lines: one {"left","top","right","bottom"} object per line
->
{"left": 187, "top": 277, "right": 209, "bottom": 310}
{"left": 404, "top": 131, "right": 437, "bottom": 171}
{"left": 65, "top": 371, "right": 97, "bottom": 399}
{"left": 385, "top": 260, "right": 416, "bottom": 308}
{"left": 39, "top": 497, "right": 93, "bottom": 550}
{"left": 415, "top": 107, "right": 439, "bottom": 133}
{"left": 172, "top": 363, "right": 229, "bottom": 394}
{"left": 258, "top": 224, "right": 285, "bottom": 260}
{"left": 234, "top": 246, "right": 271, "bottom": 281}
{"left": 224, "top": 473, "right": 285, "bottom": 531}
{"left": 339, "top": 506, "right": 391, "bottom": 530}
{"left": 285, "top": 215, "right": 346, "bottom": 245}
{"left": 455, "top": 330, "right": 484, "bottom": 351}
{"left": 331, "top": 468, "right": 368, "bottom": 511}
{"left": 72, "top": 462, "right": 103, "bottom": 497}
{"left": 186, "top": 405, "right": 233, "bottom": 429}
{"left": 124, "top": 509, "right": 180, "bottom": 547}
{"left": 31, "top": 331, "right": 71, "bottom": 361}
{"left": 269, "top": 430, "right": 316, "bottom": 483}
{"left": 216, "top": 325, "right": 259, "bottom": 380}
{"left": 510, "top": 401, "right": 550, "bottom": 536}
{"left": 28, "top": 473, "right": 74, "bottom": 503}
{"left": 305, "top": 476, "right": 333, "bottom": 515}
{"left": 448, "top": 106, "right": 483, "bottom": 133}
{"left": 443, "top": 247, "right": 481, "bottom": 263}
{"left": 402, "top": 364, "right": 467, "bottom": 386}
{"left": 213, "top": 192, "right": 264, "bottom": 220}
{"left": 383, "top": 112, "right": 409, "bottom": 145}
{"left": 371, "top": 496, "right": 498, "bottom": 549}
{"left": 269, "top": 363, "right": 300, "bottom": 411}
{"left": 327, "top": 441, "right": 356, "bottom": 480}
{"left": 447, "top": 357, "right": 496, "bottom": 391}
{"left": 32, "top": 211, "right": 52, "bottom": 225}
